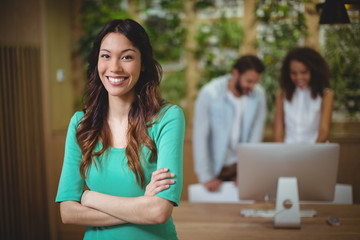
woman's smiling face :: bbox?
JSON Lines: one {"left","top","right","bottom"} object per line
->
{"left": 97, "top": 32, "right": 142, "bottom": 100}
{"left": 289, "top": 60, "right": 311, "bottom": 89}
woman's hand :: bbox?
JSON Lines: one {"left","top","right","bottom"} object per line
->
{"left": 145, "top": 168, "right": 175, "bottom": 196}
{"left": 76, "top": 168, "right": 175, "bottom": 225}
{"left": 80, "top": 168, "right": 174, "bottom": 205}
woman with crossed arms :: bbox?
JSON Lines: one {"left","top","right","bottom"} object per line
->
{"left": 56, "top": 19, "right": 185, "bottom": 239}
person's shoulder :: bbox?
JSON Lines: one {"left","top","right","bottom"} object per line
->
{"left": 69, "top": 111, "right": 85, "bottom": 126}
{"left": 323, "top": 88, "right": 334, "bottom": 96}
{"left": 198, "top": 74, "right": 229, "bottom": 96}
{"left": 73, "top": 110, "right": 85, "bottom": 118}
{"left": 322, "top": 88, "right": 334, "bottom": 102}
{"left": 209, "top": 74, "right": 230, "bottom": 86}
{"left": 159, "top": 104, "right": 185, "bottom": 120}
{"left": 251, "top": 84, "right": 265, "bottom": 97}
{"left": 275, "top": 88, "right": 285, "bottom": 99}
{"left": 254, "top": 84, "right": 265, "bottom": 92}
{"left": 150, "top": 104, "right": 185, "bottom": 132}
{"left": 72, "top": 111, "right": 85, "bottom": 121}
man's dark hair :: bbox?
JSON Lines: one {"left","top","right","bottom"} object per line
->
{"left": 232, "top": 55, "right": 265, "bottom": 74}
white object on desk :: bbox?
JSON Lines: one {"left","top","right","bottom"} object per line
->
{"left": 240, "top": 208, "right": 316, "bottom": 218}
{"left": 334, "top": 184, "right": 353, "bottom": 204}
{"left": 188, "top": 181, "right": 254, "bottom": 204}
{"left": 240, "top": 177, "right": 316, "bottom": 228}
{"left": 301, "top": 183, "right": 353, "bottom": 204}
{"left": 188, "top": 183, "right": 353, "bottom": 204}
{"left": 273, "top": 177, "right": 301, "bottom": 228}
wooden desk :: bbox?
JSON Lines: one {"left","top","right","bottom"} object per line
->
{"left": 173, "top": 202, "right": 360, "bottom": 240}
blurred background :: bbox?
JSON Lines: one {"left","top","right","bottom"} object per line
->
{"left": 1, "top": 0, "right": 359, "bottom": 239}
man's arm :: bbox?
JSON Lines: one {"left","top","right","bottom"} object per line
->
{"left": 192, "top": 89, "right": 215, "bottom": 183}
{"left": 248, "top": 87, "right": 267, "bottom": 142}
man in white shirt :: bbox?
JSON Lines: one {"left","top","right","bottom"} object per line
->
{"left": 193, "top": 55, "right": 266, "bottom": 191}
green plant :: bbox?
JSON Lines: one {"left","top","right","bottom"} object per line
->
{"left": 78, "top": 0, "right": 132, "bottom": 61}
{"left": 140, "top": 0, "right": 187, "bottom": 106}
{"left": 194, "top": 0, "right": 215, "bottom": 10}
{"left": 254, "top": 0, "right": 308, "bottom": 122}
{"left": 141, "top": 0, "right": 186, "bottom": 63}
{"left": 322, "top": 21, "right": 360, "bottom": 120}
{"left": 195, "top": 15, "right": 245, "bottom": 88}
{"left": 160, "top": 70, "right": 187, "bottom": 106}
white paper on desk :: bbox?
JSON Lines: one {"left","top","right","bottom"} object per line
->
{"left": 188, "top": 182, "right": 254, "bottom": 204}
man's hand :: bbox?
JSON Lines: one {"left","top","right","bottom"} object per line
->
{"left": 203, "top": 178, "right": 223, "bottom": 192}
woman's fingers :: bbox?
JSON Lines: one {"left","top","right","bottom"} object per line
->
{"left": 147, "top": 177, "right": 175, "bottom": 192}
{"left": 151, "top": 168, "right": 170, "bottom": 176}
{"left": 152, "top": 172, "right": 175, "bottom": 181}
{"left": 151, "top": 168, "right": 175, "bottom": 182}
{"left": 146, "top": 179, "right": 175, "bottom": 194}
{"left": 152, "top": 183, "right": 171, "bottom": 193}
{"left": 145, "top": 169, "right": 176, "bottom": 196}
{"left": 153, "top": 179, "right": 175, "bottom": 188}
{"left": 151, "top": 168, "right": 173, "bottom": 179}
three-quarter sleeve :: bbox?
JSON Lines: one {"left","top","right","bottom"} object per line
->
{"left": 55, "top": 112, "right": 85, "bottom": 203}
{"left": 154, "top": 105, "right": 185, "bottom": 206}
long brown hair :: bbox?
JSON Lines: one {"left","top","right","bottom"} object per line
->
{"left": 76, "top": 19, "right": 164, "bottom": 188}
{"left": 280, "top": 47, "right": 330, "bottom": 101}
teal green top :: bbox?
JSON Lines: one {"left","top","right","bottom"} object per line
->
{"left": 56, "top": 105, "right": 185, "bottom": 240}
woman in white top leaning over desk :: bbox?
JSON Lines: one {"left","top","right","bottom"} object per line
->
{"left": 274, "top": 47, "right": 334, "bottom": 143}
